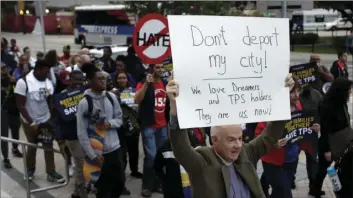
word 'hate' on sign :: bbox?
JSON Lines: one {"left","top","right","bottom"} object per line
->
{"left": 136, "top": 32, "right": 170, "bottom": 47}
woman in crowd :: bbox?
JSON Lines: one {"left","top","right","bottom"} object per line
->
{"left": 110, "top": 55, "right": 136, "bottom": 88}
{"left": 312, "top": 77, "right": 353, "bottom": 198}
{"left": 256, "top": 80, "right": 322, "bottom": 198}
{"left": 112, "top": 71, "right": 142, "bottom": 195}
{"left": 285, "top": 83, "right": 322, "bottom": 194}
{"left": 114, "top": 72, "right": 142, "bottom": 176}
{"left": 13, "top": 54, "right": 31, "bottom": 80}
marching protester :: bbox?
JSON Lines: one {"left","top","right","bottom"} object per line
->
{"left": 1, "top": 38, "right": 17, "bottom": 72}
{"left": 126, "top": 46, "right": 146, "bottom": 82}
{"left": 68, "top": 54, "right": 80, "bottom": 70}
{"left": 54, "top": 70, "right": 87, "bottom": 198}
{"left": 154, "top": 129, "right": 204, "bottom": 198}
{"left": 13, "top": 54, "right": 31, "bottom": 80}
{"left": 59, "top": 45, "right": 72, "bottom": 67}
{"left": 166, "top": 73, "right": 295, "bottom": 198}
{"left": 135, "top": 63, "right": 169, "bottom": 197}
{"left": 112, "top": 71, "right": 141, "bottom": 195}
{"left": 258, "top": 78, "right": 322, "bottom": 197}
{"left": 36, "top": 51, "right": 45, "bottom": 61}
{"left": 77, "top": 63, "right": 125, "bottom": 198}
{"left": 9, "top": 38, "right": 21, "bottom": 64}
{"left": 10, "top": 39, "right": 20, "bottom": 54}
{"left": 313, "top": 77, "right": 353, "bottom": 198}
{"left": 101, "top": 46, "right": 116, "bottom": 74}
{"left": 309, "top": 54, "right": 333, "bottom": 93}
{"left": 330, "top": 52, "right": 349, "bottom": 79}
{"left": 45, "top": 50, "right": 63, "bottom": 88}
{"left": 14, "top": 59, "right": 65, "bottom": 183}
{"left": 110, "top": 55, "right": 137, "bottom": 88}
{"left": 255, "top": 81, "right": 302, "bottom": 198}
{"left": 66, "top": 54, "right": 91, "bottom": 74}
{"left": 1, "top": 62, "right": 23, "bottom": 169}
{"left": 290, "top": 67, "right": 324, "bottom": 195}
{"left": 113, "top": 71, "right": 142, "bottom": 178}
{"left": 23, "top": 46, "right": 37, "bottom": 67}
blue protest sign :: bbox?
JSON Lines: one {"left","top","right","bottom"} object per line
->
{"left": 283, "top": 110, "right": 318, "bottom": 144}
{"left": 54, "top": 87, "right": 86, "bottom": 121}
{"left": 289, "top": 62, "right": 318, "bottom": 87}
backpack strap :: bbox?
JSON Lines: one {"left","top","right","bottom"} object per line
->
{"left": 84, "top": 95, "right": 93, "bottom": 117}
{"left": 105, "top": 92, "right": 114, "bottom": 108}
{"left": 22, "top": 76, "right": 28, "bottom": 94}
{"left": 84, "top": 92, "right": 114, "bottom": 118}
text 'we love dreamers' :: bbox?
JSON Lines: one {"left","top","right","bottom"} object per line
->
{"left": 188, "top": 24, "right": 280, "bottom": 124}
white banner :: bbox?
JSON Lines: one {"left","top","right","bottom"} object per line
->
{"left": 168, "top": 15, "right": 291, "bottom": 129}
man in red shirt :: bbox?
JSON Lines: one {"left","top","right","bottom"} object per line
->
{"left": 59, "top": 45, "right": 71, "bottom": 67}
{"left": 135, "top": 63, "right": 169, "bottom": 197}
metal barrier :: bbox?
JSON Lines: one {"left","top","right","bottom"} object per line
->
{"left": 0, "top": 136, "right": 70, "bottom": 198}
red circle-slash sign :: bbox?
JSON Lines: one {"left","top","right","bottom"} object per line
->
{"left": 133, "top": 13, "right": 171, "bottom": 64}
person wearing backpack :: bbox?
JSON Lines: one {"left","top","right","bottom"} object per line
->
{"left": 14, "top": 59, "right": 65, "bottom": 183}
{"left": 77, "top": 63, "right": 125, "bottom": 198}
{"left": 53, "top": 70, "right": 87, "bottom": 198}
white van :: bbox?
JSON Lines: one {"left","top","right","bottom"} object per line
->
{"left": 292, "top": 9, "right": 340, "bottom": 31}
{"left": 324, "top": 18, "right": 352, "bottom": 31}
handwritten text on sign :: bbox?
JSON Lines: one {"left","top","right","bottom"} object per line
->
{"left": 168, "top": 16, "right": 291, "bottom": 128}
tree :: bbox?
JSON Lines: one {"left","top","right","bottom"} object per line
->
{"left": 123, "top": 1, "right": 249, "bottom": 18}
{"left": 316, "top": 1, "right": 353, "bottom": 24}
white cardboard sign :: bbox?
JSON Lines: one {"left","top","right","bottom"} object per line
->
{"left": 167, "top": 15, "right": 291, "bottom": 129}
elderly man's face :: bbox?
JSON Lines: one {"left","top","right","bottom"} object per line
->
{"left": 212, "top": 125, "right": 243, "bottom": 162}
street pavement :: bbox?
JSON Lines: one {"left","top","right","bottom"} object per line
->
{"left": 1, "top": 32, "right": 351, "bottom": 198}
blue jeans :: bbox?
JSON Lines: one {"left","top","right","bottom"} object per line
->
{"left": 141, "top": 126, "right": 168, "bottom": 190}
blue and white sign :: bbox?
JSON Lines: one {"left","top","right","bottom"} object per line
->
{"left": 77, "top": 25, "right": 134, "bottom": 35}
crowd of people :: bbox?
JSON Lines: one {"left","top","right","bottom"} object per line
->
{"left": 1, "top": 35, "right": 353, "bottom": 198}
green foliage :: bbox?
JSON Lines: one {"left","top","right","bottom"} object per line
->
{"left": 123, "top": 1, "right": 249, "bottom": 17}
{"left": 291, "top": 33, "right": 319, "bottom": 45}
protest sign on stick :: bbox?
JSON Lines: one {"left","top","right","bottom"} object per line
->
{"left": 54, "top": 87, "right": 86, "bottom": 121}
{"left": 168, "top": 15, "right": 291, "bottom": 128}
{"left": 290, "top": 62, "right": 319, "bottom": 88}
{"left": 283, "top": 110, "right": 318, "bottom": 144}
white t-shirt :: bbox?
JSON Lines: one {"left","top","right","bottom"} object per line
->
{"left": 14, "top": 71, "right": 54, "bottom": 124}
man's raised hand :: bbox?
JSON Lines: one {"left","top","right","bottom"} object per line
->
{"left": 285, "top": 73, "right": 295, "bottom": 91}
{"left": 166, "top": 72, "right": 179, "bottom": 103}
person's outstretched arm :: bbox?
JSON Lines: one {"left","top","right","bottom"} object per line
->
{"left": 245, "top": 120, "right": 287, "bottom": 166}
{"left": 167, "top": 79, "right": 206, "bottom": 174}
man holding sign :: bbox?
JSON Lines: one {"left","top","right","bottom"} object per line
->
{"left": 166, "top": 73, "right": 294, "bottom": 198}
{"left": 53, "top": 70, "right": 87, "bottom": 198}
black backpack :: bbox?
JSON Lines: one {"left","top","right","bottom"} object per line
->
{"left": 84, "top": 92, "right": 114, "bottom": 119}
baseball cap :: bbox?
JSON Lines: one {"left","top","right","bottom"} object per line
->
{"left": 58, "top": 70, "right": 70, "bottom": 85}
